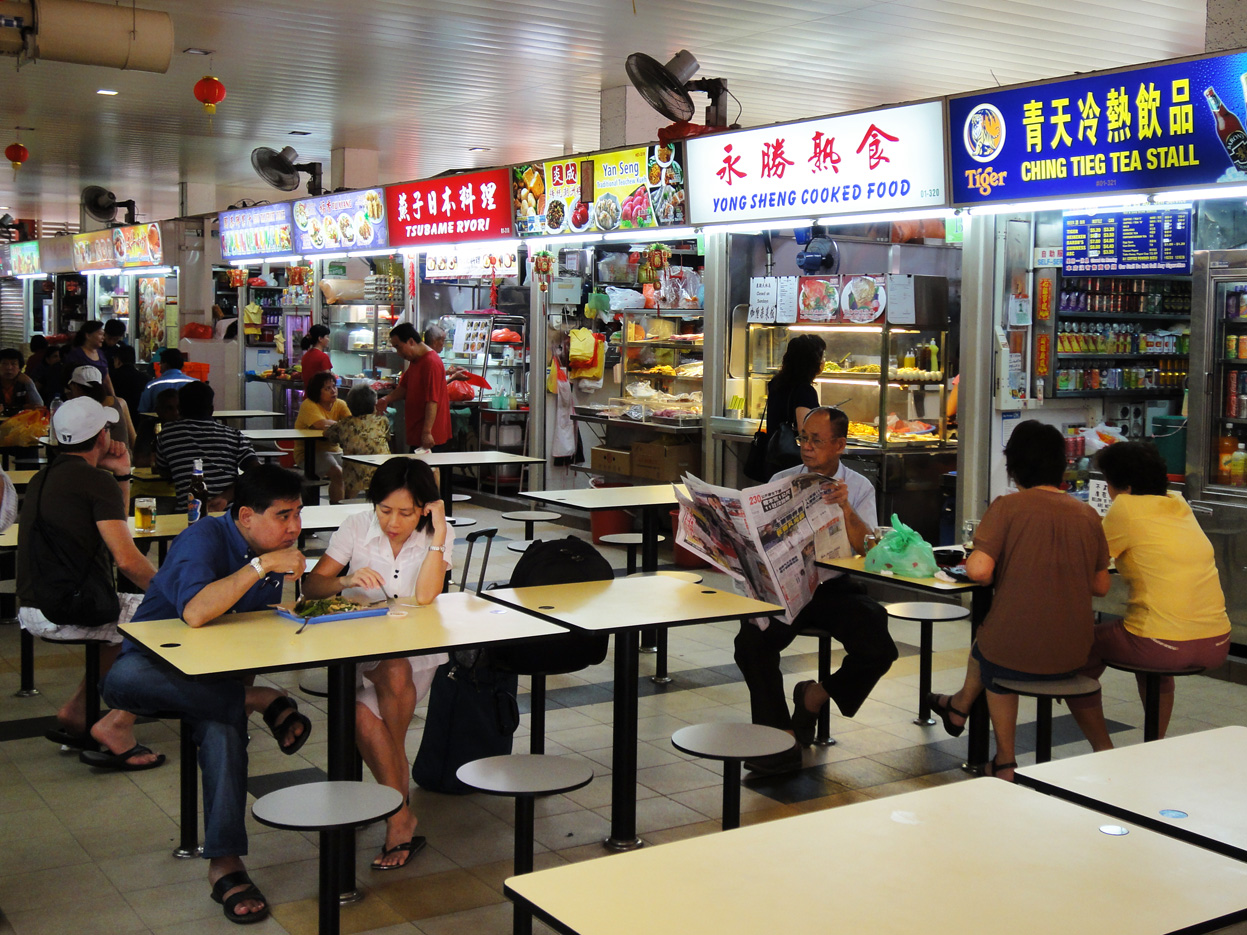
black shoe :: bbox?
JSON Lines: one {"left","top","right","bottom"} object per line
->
{"left": 743, "top": 744, "right": 802, "bottom": 776}
{"left": 790, "top": 680, "right": 820, "bottom": 748}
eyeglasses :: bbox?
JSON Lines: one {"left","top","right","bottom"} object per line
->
{"left": 796, "top": 433, "right": 845, "bottom": 447}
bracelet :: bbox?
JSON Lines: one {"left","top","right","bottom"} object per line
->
{"left": 113, "top": 473, "right": 133, "bottom": 481}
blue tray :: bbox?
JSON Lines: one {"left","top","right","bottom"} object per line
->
{"left": 273, "top": 606, "right": 389, "bottom": 626}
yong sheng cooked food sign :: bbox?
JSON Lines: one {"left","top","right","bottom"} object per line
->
{"left": 684, "top": 101, "right": 947, "bottom": 225}
{"left": 949, "top": 49, "right": 1247, "bottom": 204}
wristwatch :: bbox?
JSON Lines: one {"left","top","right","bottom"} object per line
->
{"left": 428, "top": 545, "right": 445, "bottom": 552}
{"left": 249, "top": 556, "right": 265, "bottom": 577}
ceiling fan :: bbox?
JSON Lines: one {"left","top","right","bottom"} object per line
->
{"left": 625, "top": 49, "right": 736, "bottom": 143}
{"left": 81, "top": 185, "right": 137, "bottom": 225}
{"left": 251, "top": 146, "right": 324, "bottom": 196}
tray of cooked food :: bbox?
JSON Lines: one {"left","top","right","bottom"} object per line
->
{"left": 273, "top": 596, "right": 388, "bottom": 626}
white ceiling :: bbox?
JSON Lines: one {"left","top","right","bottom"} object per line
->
{"left": 0, "top": 0, "right": 1209, "bottom": 226}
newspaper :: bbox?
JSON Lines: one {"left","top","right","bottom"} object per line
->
{"left": 674, "top": 472, "right": 852, "bottom": 625}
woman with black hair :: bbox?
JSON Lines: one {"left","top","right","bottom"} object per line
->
{"left": 302, "top": 457, "right": 450, "bottom": 870}
{"left": 928, "top": 420, "right": 1111, "bottom": 780}
{"left": 299, "top": 324, "right": 332, "bottom": 386}
{"left": 294, "top": 370, "right": 348, "bottom": 502}
{"left": 64, "top": 320, "right": 117, "bottom": 397}
{"left": 766, "top": 333, "right": 826, "bottom": 439}
{"left": 1067, "top": 442, "right": 1230, "bottom": 750}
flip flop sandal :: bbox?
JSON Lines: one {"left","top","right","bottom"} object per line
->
{"left": 78, "top": 743, "right": 166, "bottom": 772}
{"left": 371, "top": 835, "right": 427, "bottom": 871}
{"left": 927, "top": 693, "right": 968, "bottom": 738}
{"left": 210, "top": 870, "right": 270, "bottom": 925}
{"left": 45, "top": 727, "right": 98, "bottom": 750}
{"left": 262, "top": 695, "right": 312, "bottom": 756}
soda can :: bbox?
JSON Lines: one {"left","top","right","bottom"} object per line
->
{"left": 1228, "top": 335, "right": 1239, "bottom": 359}
{"left": 1230, "top": 373, "right": 1241, "bottom": 414}
{"left": 1240, "top": 395, "right": 1247, "bottom": 419}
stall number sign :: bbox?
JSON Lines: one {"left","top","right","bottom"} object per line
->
{"left": 685, "top": 101, "right": 946, "bottom": 225}
{"left": 385, "top": 169, "right": 513, "bottom": 248}
{"left": 950, "top": 48, "right": 1247, "bottom": 204}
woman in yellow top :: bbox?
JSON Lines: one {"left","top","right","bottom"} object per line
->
{"left": 294, "top": 370, "right": 350, "bottom": 503}
{"left": 1069, "top": 441, "right": 1230, "bottom": 750}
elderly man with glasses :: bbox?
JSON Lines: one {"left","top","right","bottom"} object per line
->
{"left": 733, "top": 406, "right": 897, "bottom": 775}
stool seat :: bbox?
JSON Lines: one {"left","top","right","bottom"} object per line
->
{"left": 671, "top": 723, "right": 794, "bottom": 762}
{"left": 626, "top": 570, "right": 704, "bottom": 584}
{"left": 599, "top": 532, "right": 647, "bottom": 546}
{"left": 298, "top": 669, "right": 329, "bottom": 698}
{"left": 672, "top": 723, "right": 794, "bottom": 830}
{"left": 451, "top": 493, "right": 471, "bottom": 502}
{"left": 1106, "top": 662, "right": 1206, "bottom": 677}
{"left": 446, "top": 516, "right": 477, "bottom": 527}
{"left": 253, "top": 781, "right": 402, "bottom": 831}
{"left": 501, "top": 510, "right": 561, "bottom": 523}
{"left": 507, "top": 540, "right": 537, "bottom": 553}
{"left": 457, "top": 753, "right": 593, "bottom": 798}
{"left": 1105, "top": 662, "right": 1204, "bottom": 742}
{"left": 884, "top": 601, "right": 970, "bottom": 623}
{"left": 993, "top": 675, "right": 1100, "bottom": 698}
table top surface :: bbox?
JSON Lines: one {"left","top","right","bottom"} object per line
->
{"left": 482, "top": 576, "right": 781, "bottom": 633}
{"left": 241, "top": 428, "right": 323, "bottom": 440}
{"left": 213, "top": 410, "right": 283, "bottom": 419}
{"left": 120, "top": 591, "right": 568, "bottom": 678}
{"left": 1017, "top": 726, "right": 1247, "bottom": 858}
{"left": 520, "top": 484, "right": 686, "bottom": 511}
{"left": 819, "top": 554, "right": 980, "bottom": 593}
{"left": 505, "top": 778, "right": 1247, "bottom": 935}
{"left": 8, "top": 469, "right": 36, "bottom": 487}
{"left": 344, "top": 450, "right": 544, "bottom": 467}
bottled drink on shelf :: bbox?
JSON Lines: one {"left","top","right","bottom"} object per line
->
{"left": 188, "top": 458, "right": 207, "bottom": 524}
{"left": 1232, "top": 443, "right": 1247, "bottom": 487}
{"left": 1207, "top": 86, "right": 1247, "bottom": 170}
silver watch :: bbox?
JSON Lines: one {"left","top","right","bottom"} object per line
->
{"left": 428, "top": 545, "right": 445, "bottom": 552}
{"left": 249, "top": 556, "right": 265, "bottom": 577}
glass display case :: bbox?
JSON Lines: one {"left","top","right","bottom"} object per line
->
{"left": 745, "top": 321, "right": 951, "bottom": 449}
{"left": 438, "top": 311, "right": 528, "bottom": 404}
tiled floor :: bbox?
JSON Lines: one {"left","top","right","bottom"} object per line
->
{"left": 1, "top": 499, "right": 1246, "bottom": 935}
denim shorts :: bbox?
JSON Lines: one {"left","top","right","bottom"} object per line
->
{"left": 972, "top": 642, "right": 1078, "bottom": 693}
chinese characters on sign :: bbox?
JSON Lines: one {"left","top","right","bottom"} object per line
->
{"left": 385, "top": 169, "right": 512, "bottom": 248}
{"left": 685, "top": 102, "right": 946, "bottom": 225}
{"left": 219, "top": 204, "right": 294, "bottom": 260}
{"left": 950, "top": 50, "right": 1247, "bottom": 203}
{"left": 293, "top": 189, "right": 389, "bottom": 256}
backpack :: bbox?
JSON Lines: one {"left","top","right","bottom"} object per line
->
{"left": 492, "top": 535, "right": 613, "bottom": 674}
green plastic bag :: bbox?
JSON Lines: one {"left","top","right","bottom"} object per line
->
{"left": 863, "top": 514, "right": 937, "bottom": 579}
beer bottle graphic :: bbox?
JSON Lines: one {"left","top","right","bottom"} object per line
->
{"left": 1206, "top": 86, "right": 1247, "bottom": 171}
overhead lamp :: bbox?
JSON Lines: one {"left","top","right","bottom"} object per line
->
{"left": 16, "top": 272, "right": 47, "bottom": 279}
{"left": 123, "top": 266, "right": 173, "bottom": 276}
{"left": 1152, "top": 185, "right": 1247, "bottom": 203}
{"left": 183, "top": 47, "right": 214, "bottom": 55}
{"left": 96, "top": 89, "right": 118, "bottom": 96}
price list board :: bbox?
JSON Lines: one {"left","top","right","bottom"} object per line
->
{"left": 1062, "top": 207, "right": 1192, "bottom": 276}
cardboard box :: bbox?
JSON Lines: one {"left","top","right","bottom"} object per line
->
{"left": 630, "top": 440, "right": 699, "bottom": 482}
{"left": 591, "top": 446, "right": 632, "bottom": 476}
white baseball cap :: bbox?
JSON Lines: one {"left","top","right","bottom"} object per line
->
{"left": 69, "top": 365, "right": 102, "bottom": 387}
{"left": 51, "top": 397, "right": 118, "bottom": 445}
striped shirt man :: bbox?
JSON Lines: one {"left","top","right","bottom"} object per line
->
{"left": 155, "top": 419, "right": 259, "bottom": 510}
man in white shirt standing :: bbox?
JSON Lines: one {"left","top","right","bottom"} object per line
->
{"left": 734, "top": 406, "right": 897, "bottom": 774}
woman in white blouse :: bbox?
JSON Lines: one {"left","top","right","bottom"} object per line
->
{"left": 303, "top": 458, "right": 451, "bottom": 870}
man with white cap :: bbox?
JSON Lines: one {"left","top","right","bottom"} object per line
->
{"left": 17, "top": 396, "right": 161, "bottom": 769}
{"left": 67, "top": 364, "right": 135, "bottom": 449}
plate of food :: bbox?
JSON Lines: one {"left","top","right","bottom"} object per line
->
{"left": 513, "top": 165, "right": 545, "bottom": 221}
{"left": 323, "top": 215, "right": 341, "bottom": 248}
{"left": 798, "top": 277, "right": 839, "bottom": 322}
{"left": 294, "top": 202, "right": 311, "bottom": 230}
{"left": 653, "top": 142, "right": 675, "bottom": 167}
{"left": 146, "top": 224, "right": 161, "bottom": 260}
{"left": 338, "top": 212, "right": 356, "bottom": 246}
{"left": 307, "top": 218, "right": 324, "bottom": 249}
{"left": 662, "top": 161, "right": 683, "bottom": 187}
{"left": 568, "top": 199, "right": 591, "bottom": 233}
{"left": 354, "top": 210, "right": 374, "bottom": 245}
{"left": 544, "top": 196, "right": 567, "bottom": 234}
{"left": 840, "top": 276, "right": 886, "bottom": 322}
{"left": 647, "top": 157, "right": 664, "bottom": 188}
{"left": 364, "top": 190, "right": 384, "bottom": 224}
{"left": 112, "top": 227, "right": 127, "bottom": 263}
{"left": 620, "top": 185, "right": 652, "bottom": 227}
{"left": 273, "top": 596, "right": 388, "bottom": 626}
{"left": 594, "top": 192, "right": 621, "bottom": 231}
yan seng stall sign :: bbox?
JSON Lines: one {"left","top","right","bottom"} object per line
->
{"left": 685, "top": 101, "right": 947, "bottom": 225}
{"left": 949, "top": 49, "right": 1247, "bottom": 204}
{"left": 385, "top": 169, "right": 512, "bottom": 248}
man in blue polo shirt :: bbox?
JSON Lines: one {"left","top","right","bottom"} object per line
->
{"left": 101, "top": 463, "right": 311, "bottom": 925}
{"left": 137, "top": 348, "right": 196, "bottom": 412}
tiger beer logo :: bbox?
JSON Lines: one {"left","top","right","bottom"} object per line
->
{"left": 963, "top": 103, "right": 1006, "bottom": 163}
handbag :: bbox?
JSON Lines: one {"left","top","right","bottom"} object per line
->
{"left": 26, "top": 461, "right": 121, "bottom": 627}
{"left": 744, "top": 389, "right": 802, "bottom": 482}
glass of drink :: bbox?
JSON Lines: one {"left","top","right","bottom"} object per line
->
{"left": 961, "top": 519, "right": 979, "bottom": 551}
{"left": 135, "top": 497, "right": 157, "bottom": 534}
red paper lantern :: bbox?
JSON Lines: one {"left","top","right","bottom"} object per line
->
{"left": 5, "top": 142, "right": 28, "bottom": 171}
{"left": 193, "top": 75, "right": 226, "bottom": 115}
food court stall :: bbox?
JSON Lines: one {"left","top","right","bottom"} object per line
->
{"left": 71, "top": 222, "right": 172, "bottom": 362}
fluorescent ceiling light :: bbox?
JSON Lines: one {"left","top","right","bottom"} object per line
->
{"left": 85, "top": 267, "right": 123, "bottom": 276}
{"left": 967, "top": 195, "right": 1148, "bottom": 215}
{"left": 183, "top": 47, "right": 213, "bottom": 55}
{"left": 817, "top": 208, "right": 956, "bottom": 226}
{"left": 96, "top": 89, "right": 118, "bottom": 96}
{"left": 1153, "top": 184, "right": 1247, "bottom": 203}
{"left": 313, "top": 252, "right": 348, "bottom": 260}
{"left": 16, "top": 273, "right": 46, "bottom": 280}
{"left": 288, "top": 130, "right": 311, "bottom": 136}
{"left": 123, "top": 266, "right": 173, "bottom": 276}
{"left": 467, "top": 146, "right": 490, "bottom": 153}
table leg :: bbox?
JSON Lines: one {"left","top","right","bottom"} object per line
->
{"left": 173, "top": 721, "right": 200, "bottom": 858}
{"left": 639, "top": 509, "right": 659, "bottom": 653}
{"left": 305, "top": 439, "right": 317, "bottom": 480}
{"left": 964, "top": 589, "right": 992, "bottom": 772}
{"left": 721, "top": 760, "right": 742, "bottom": 831}
{"left": 513, "top": 795, "right": 535, "bottom": 935}
{"left": 914, "top": 619, "right": 935, "bottom": 726}
{"left": 16, "top": 627, "right": 39, "bottom": 697}
{"left": 440, "top": 463, "right": 454, "bottom": 518}
{"left": 605, "top": 629, "right": 642, "bottom": 851}
{"left": 318, "top": 828, "right": 341, "bottom": 935}
{"left": 327, "top": 662, "right": 361, "bottom": 903}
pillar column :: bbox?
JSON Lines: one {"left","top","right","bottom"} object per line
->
{"left": 1206, "top": 0, "right": 1247, "bottom": 51}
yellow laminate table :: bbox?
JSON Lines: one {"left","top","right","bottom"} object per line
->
{"left": 242, "top": 428, "right": 324, "bottom": 479}
{"left": 343, "top": 451, "right": 545, "bottom": 516}
{"left": 7, "top": 469, "right": 36, "bottom": 488}
{"left": 1017, "top": 726, "right": 1247, "bottom": 862}
{"left": 506, "top": 778, "right": 1247, "bottom": 935}
{"left": 483, "top": 575, "right": 782, "bottom": 851}
{"left": 819, "top": 554, "right": 991, "bottom": 768}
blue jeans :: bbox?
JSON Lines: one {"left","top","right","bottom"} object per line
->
{"left": 101, "top": 650, "right": 250, "bottom": 858}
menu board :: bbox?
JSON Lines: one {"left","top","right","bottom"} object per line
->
{"left": 72, "top": 229, "right": 115, "bottom": 271}
{"left": 424, "top": 246, "right": 519, "bottom": 280}
{"left": 137, "top": 277, "right": 166, "bottom": 363}
{"left": 386, "top": 169, "right": 512, "bottom": 248}
{"left": 115, "top": 223, "right": 163, "bottom": 269}
{"left": 514, "top": 144, "right": 689, "bottom": 237}
{"left": 219, "top": 203, "right": 294, "bottom": 261}
{"left": 1062, "top": 207, "right": 1192, "bottom": 275}
{"left": 8, "top": 241, "right": 40, "bottom": 276}
{"left": 293, "top": 189, "right": 388, "bottom": 256}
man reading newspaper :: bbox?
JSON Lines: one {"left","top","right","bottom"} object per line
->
{"left": 677, "top": 406, "right": 897, "bottom": 776}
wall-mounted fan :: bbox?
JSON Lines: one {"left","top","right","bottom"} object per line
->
{"left": 625, "top": 49, "right": 733, "bottom": 141}
{"left": 794, "top": 226, "right": 840, "bottom": 274}
{"left": 251, "top": 146, "right": 323, "bottom": 196}
{"left": 81, "top": 185, "right": 137, "bottom": 225}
